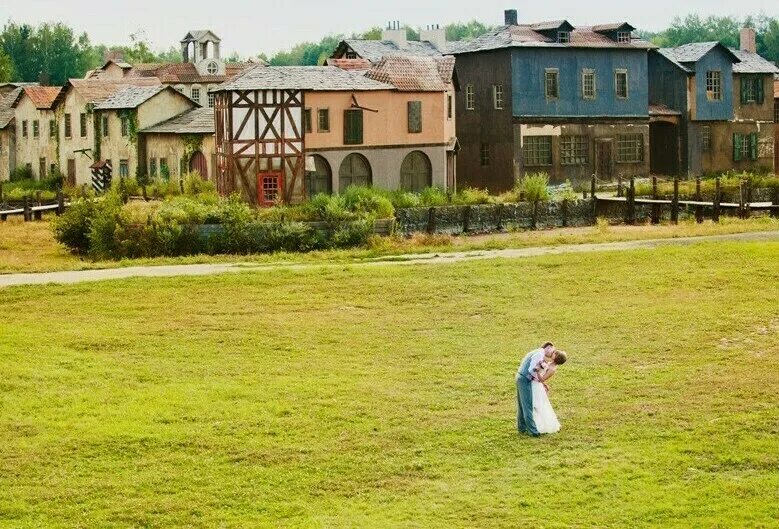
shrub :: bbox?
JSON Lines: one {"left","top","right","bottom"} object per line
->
{"left": 298, "top": 193, "right": 353, "bottom": 223}
{"left": 10, "top": 165, "right": 33, "bottom": 182}
{"left": 341, "top": 186, "right": 394, "bottom": 219}
{"left": 182, "top": 172, "right": 217, "bottom": 197}
{"left": 519, "top": 173, "right": 551, "bottom": 203}
{"left": 52, "top": 198, "right": 99, "bottom": 255}
{"left": 86, "top": 195, "right": 123, "bottom": 259}
{"left": 330, "top": 218, "right": 374, "bottom": 248}
{"left": 453, "top": 187, "right": 492, "bottom": 205}
{"left": 552, "top": 180, "right": 579, "bottom": 203}
{"left": 418, "top": 186, "right": 449, "bottom": 206}
{"left": 385, "top": 190, "right": 421, "bottom": 209}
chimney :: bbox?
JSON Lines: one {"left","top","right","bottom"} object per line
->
{"left": 505, "top": 9, "right": 518, "bottom": 26}
{"left": 740, "top": 27, "right": 756, "bottom": 54}
{"left": 382, "top": 21, "right": 408, "bottom": 48}
{"left": 420, "top": 24, "right": 447, "bottom": 51}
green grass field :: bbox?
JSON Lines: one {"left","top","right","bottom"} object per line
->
{"left": 1, "top": 241, "right": 778, "bottom": 528}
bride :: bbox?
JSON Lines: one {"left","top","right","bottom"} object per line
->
{"left": 532, "top": 354, "right": 565, "bottom": 434}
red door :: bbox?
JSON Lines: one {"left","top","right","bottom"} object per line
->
{"left": 189, "top": 151, "right": 208, "bottom": 179}
{"left": 257, "top": 172, "right": 284, "bottom": 207}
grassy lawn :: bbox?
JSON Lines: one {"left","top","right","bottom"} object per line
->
{"left": 1, "top": 215, "right": 778, "bottom": 274}
{"left": 1, "top": 241, "right": 778, "bottom": 527}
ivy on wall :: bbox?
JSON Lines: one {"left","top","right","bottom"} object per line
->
{"left": 119, "top": 110, "right": 139, "bottom": 146}
{"left": 182, "top": 134, "right": 203, "bottom": 166}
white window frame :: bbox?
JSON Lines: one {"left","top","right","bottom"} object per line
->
{"left": 582, "top": 69, "right": 596, "bottom": 100}
{"left": 466, "top": 84, "right": 475, "bottom": 110}
{"left": 191, "top": 87, "right": 201, "bottom": 104}
{"left": 207, "top": 92, "right": 215, "bottom": 108}
{"left": 706, "top": 71, "right": 722, "bottom": 102}
{"left": 617, "top": 31, "right": 631, "bottom": 43}
{"left": 493, "top": 84, "right": 504, "bottom": 110}
{"left": 558, "top": 31, "right": 570, "bottom": 44}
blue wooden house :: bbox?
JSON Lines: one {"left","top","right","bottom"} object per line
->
{"left": 450, "top": 10, "right": 654, "bottom": 191}
{"left": 648, "top": 30, "right": 778, "bottom": 176}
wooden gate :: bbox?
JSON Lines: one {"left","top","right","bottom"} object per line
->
{"left": 189, "top": 151, "right": 208, "bottom": 179}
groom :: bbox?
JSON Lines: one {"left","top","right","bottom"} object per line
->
{"left": 516, "top": 342, "right": 556, "bottom": 437}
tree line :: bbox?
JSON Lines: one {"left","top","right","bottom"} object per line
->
{"left": 1, "top": 15, "right": 777, "bottom": 85}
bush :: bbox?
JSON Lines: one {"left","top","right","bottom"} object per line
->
{"left": 552, "top": 180, "right": 579, "bottom": 203}
{"left": 518, "top": 173, "right": 551, "bottom": 203}
{"left": 86, "top": 195, "right": 123, "bottom": 259}
{"left": 385, "top": 190, "right": 421, "bottom": 209}
{"left": 453, "top": 187, "right": 492, "bottom": 205}
{"left": 10, "top": 165, "right": 33, "bottom": 182}
{"left": 341, "top": 186, "right": 395, "bottom": 219}
{"left": 419, "top": 186, "right": 449, "bottom": 206}
{"left": 182, "top": 172, "right": 217, "bottom": 196}
{"left": 52, "top": 198, "right": 100, "bottom": 255}
{"left": 330, "top": 218, "right": 374, "bottom": 248}
{"left": 299, "top": 193, "right": 354, "bottom": 224}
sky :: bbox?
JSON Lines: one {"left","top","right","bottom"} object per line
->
{"left": 2, "top": 0, "right": 778, "bottom": 58}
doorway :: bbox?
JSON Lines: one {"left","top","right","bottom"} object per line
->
{"left": 596, "top": 141, "right": 613, "bottom": 180}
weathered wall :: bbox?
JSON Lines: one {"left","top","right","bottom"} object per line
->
{"left": 304, "top": 90, "right": 448, "bottom": 149}
{"left": 692, "top": 49, "right": 734, "bottom": 121}
{"left": 307, "top": 145, "right": 447, "bottom": 193}
{"left": 689, "top": 121, "right": 775, "bottom": 175}
{"left": 648, "top": 52, "right": 689, "bottom": 113}
{"left": 57, "top": 89, "right": 96, "bottom": 186}
{"left": 454, "top": 49, "right": 514, "bottom": 191}
{"left": 511, "top": 48, "right": 649, "bottom": 117}
{"left": 98, "top": 110, "right": 137, "bottom": 178}
{"left": 733, "top": 74, "right": 775, "bottom": 122}
{"left": 137, "top": 90, "right": 195, "bottom": 130}
{"left": 143, "top": 133, "right": 216, "bottom": 179}
{"left": 0, "top": 127, "right": 14, "bottom": 181}
{"left": 13, "top": 96, "right": 58, "bottom": 178}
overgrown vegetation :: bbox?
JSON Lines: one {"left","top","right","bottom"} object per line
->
{"left": 634, "top": 172, "right": 779, "bottom": 198}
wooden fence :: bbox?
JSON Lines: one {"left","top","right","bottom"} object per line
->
{"left": 0, "top": 191, "right": 68, "bottom": 221}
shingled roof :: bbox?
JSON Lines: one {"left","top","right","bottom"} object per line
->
{"left": 325, "top": 58, "right": 372, "bottom": 71}
{"left": 449, "top": 23, "right": 654, "bottom": 55}
{"left": 656, "top": 42, "right": 740, "bottom": 72}
{"left": 365, "top": 55, "right": 453, "bottom": 91}
{"left": 211, "top": 65, "right": 392, "bottom": 92}
{"left": 0, "top": 87, "right": 22, "bottom": 129}
{"left": 58, "top": 78, "right": 162, "bottom": 106}
{"left": 121, "top": 61, "right": 251, "bottom": 84}
{"left": 140, "top": 107, "right": 214, "bottom": 134}
{"left": 731, "top": 49, "right": 779, "bottom": 74}
{"left": 16, "top": 86, "right": 62, "bottom": 110}
{"left": 340, "top": 39, "right": 446, "bottom": 62}
{"left": 93, "top": 85, "right": 180, "bottom": 110}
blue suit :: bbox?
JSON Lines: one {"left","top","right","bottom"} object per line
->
{"left": 516, "top": 349, "right": 542, "bottom": 436}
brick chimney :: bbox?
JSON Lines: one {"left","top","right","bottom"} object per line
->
{"left": 505, "top": 9, "right": 518, "bottom": 26}
{"left": 420, "top": 24, "right": 447, "bottom": 51}
{"left": 382, "top": 21, "right": 407, "bottom": 49}
{"left": 740, "top": 27, "right": 756, "bottom": 53}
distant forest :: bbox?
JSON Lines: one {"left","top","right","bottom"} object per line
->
{"left": 1, "top": 14, "right": 778, "bottom": 84}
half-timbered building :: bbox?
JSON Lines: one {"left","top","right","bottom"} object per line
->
{"left": 212, "top": 56, "right": 456, "bottom": 205}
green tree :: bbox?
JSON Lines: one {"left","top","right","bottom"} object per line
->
{"left": 0, "top": 49, "right": 14, "bottom": 82}
{"left": 0, "top": 22, "right": 36, "bottom": 81}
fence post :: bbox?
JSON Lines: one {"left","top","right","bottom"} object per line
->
{"left": 427, "top": 207, "right": 436, "bottom": 234}
{"left": 495, "top": 203, "right": 504, "bottom": 231}
{"left": 626, "top": 177, "right": 636, "bottom": 225}
{"left": 462, "top": 205, "right": 471, "bottom": 233}
{"left": 650, "top": 176, "right": 660, "bottom": 225}
{"left": 561, "top": 199, "right": 568, "bottom": 228}
{"left": 56, "top": 190, "right": 65, "bottom": 216}
{"left": 23, "top": 196, "right": 31, "bottom": 222}
{"left": 744, "top": 181, "right": 752, "bottom": 219}
{"left": 617, "top": 175, "right": 623, "bottom": 198}
{"left": 590, "top": 175, "right": 597, "bottom": 221}
{"left": 34, "top": 191, "right": 42, "bottom": 221}
{"left": 772, "top": 186, "right": 779, "bottom": 219}
{"left": 738, "top": 181, "right": 746, "bottom": 219}
{"left": 695, "top": 177, "right": 703, "bottom": 224}
{"left": 671, "top": 177, "right": 679, "bottom": 225}
{"left": 713, "top": 177, "right": 721, "bottom": 223}
{"left": 0, "top": 181, "right": 3, "bottom": 202}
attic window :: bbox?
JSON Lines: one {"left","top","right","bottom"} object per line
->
{"left": 206, "top": 61, "right": 218, "bottom": 75}
{"left": 345, "top": 51, "right": 358, "bottom": 59}
{"left": 558, "top": 31, "right": 570, "bottom": 44}
{"left": 617, "top": 31, "right": 632, "bottom": 43}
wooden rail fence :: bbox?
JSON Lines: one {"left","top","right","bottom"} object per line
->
{"left": 0, "top": 190, "right": 68, "bottom": 221}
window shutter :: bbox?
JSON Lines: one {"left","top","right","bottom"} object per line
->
{"left": 750, "top": 133, "right": 758, "bottom": 160}
{"left": 355, "top": 110, "right": 363, "bottom": 144}
{"left": 740, "top": 77, "right": 748, "bottom": 104}
{"left": 407, "top": 101, "right": 422, "bottom": 133}
{"left": 344, "top": 109, "right": 363, "bottom": 145}
{"left": 756, "top": 78, "right": 764, "bottom": 104}
{"left": 733, "top": 134, "right": 742, "bottom": 162}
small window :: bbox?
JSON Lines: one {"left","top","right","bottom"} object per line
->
{"left": 466, "top": 84, "right": 475, "bottom": 110}
{"left": 545, "top": 69, "right": 559, "bottom": 99}
{"left": 80, "top": 113, "right": 87, "bottom": 137}
{"left": 582, "top": 70, "right": 596, "bottom": 100}
{"left": 206, "top": 62, "right": 218, "bottom": 75}
{"left": 615, "top": 70, "right": 629, "bottom": 99}
{"left": 524, "top": 136, "right": 553, "bottom": 166}
{"left": 733, "top": 133, "right": 757, "bottom": 161}
{"left": 101, "top": 115, "right": 109, "bottom": 137}
{"left": 617, "top": 31, "right": 632, "bottom": 43}
{"left": 317, "top": 108, "right": 330, "bottom": 132}
{"left": 159, "top": 158, "right": 169, "bottom": 179}
{"left": 701, "top": 126, "right": 712, "bottom": 152}
{"left": 558, "top": 31, "right": 570, "bottom": 44}
{"left": 480, "top": 143, "right": 490, "bottom": 167}
{"left": 191, "top": 87, "right": 201, "bottom": 104}
{"left": 119, "top": 159, "right": 129, "bottom": 178}
{"left": 208, "top": 93, "right": 215, "bottom": 108}
{"left": 617, "top": 134, "right": 644, "bottom": 163}
{"left": 345, "top": 51, "right": 358, "bottom": 59}
{"left": 740, "top": 76, "right": 764, "bottom": 105}
{"left": 407, "top": 101, "right": 422, "bottom": 133}
{"left": 49, "top": 119, "right": 56, "bottom": 138}
{"left": 493, "top": 85, "right": 504, "bottom": 110}
{"left": 32, "top": 120, "right": 39, "bottom": 138}
{"left": 706, "top": 71, "right": 722, "bottom": 101}
{"left": 343, "top": 109, "right": 363, "bottom": 145}
{"left": 149, "top": 158, "right": 157, "bottom": 177}
{"left": 121, "top": 116, "right": 129, "bottom": 137}
{"left": 303, "top": 108, "right": 312, "bottom": 133}
{"left": 22, "top": 120, "right": 28, "bottom": 137}
{"left": 447, "top": 94, "right": 453, "bottom": 119}
{"left": 39, "top": 158, "right": 46, "bottom": 178}
{"left": 64, "top": 114, "right": 72, "bottom": 138}
{"left": 560, "top": 135, "right": 589, "bottom": 165}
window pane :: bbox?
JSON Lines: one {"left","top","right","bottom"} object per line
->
{"left": 545, "top": 70, "right": 559, "bottom": 99}
{"left": 617, "top": 134, "right": 644, "bottom": 163}
{"left": 407, "top": 101, "right": 422, "bottom": 133}
{"left": 524, "top": 136, "right": 553, "bottom": 166}
{"left": 560, "top": 135, "right": 589, "bottom": 165}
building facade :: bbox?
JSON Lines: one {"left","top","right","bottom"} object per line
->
{"left": 0, "top": 88, "right": 21, "bottom": 181}
{"left": 451, "top": 11, "right": 653, "bottom": 192}
{"left": 649, "top": 31, "right": 778, "bottom": 176}
{"left": 213, "top": 57, "right": 455, "bottom": 205}
{"left": 10, "top": 86, "right": 62, "bottom": 180}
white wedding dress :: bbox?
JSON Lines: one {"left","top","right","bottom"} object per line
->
{"left": 532, "top": 381, "right": 561, "bottom": 434}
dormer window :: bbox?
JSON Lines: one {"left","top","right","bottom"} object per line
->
{"left": 617, "top": 31, "right": 632, "bottom": 43}
{"left": 558, "top": 31, "right": 570, "bottom": 44}
{"left": 345, "top": 51, "right": 357, "bottom": 59}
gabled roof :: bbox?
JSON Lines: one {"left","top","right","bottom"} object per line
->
{"left": 93, "top": 85, "right": 193, "bottom": 110}
{"left": 54, "top": 78, "right": 162, "bottom": 107}
{"left": 592, "top": 22, "right": 636, "bottom": 33}
{"left": 122, "top": 61, "right": 251, "bottom": 84}
{"left": 449, "top": 22, "right": 654, "bottom": 55}
{"left": 140, "top": 107, "right": 214, "bottom": 134}
{"left": 731, "top": 49, "right": 779, "bottom": 74}
{"left": 325, "top": 58, "right": 372, "bottom": 71}
{"left": 530, "top": 20, "right": 574, "bottom": 32}
{"left": 101, "top": 59, "right": 133, "bottom": 70}
{"left": 211, "top": 64, "right": 393, "bottom": 92}
{"left": 364, "top": 55, "right": 453, "bottom": 91}
{"left": 656, "top": 42, "right": 740, "bottom": 72}
{"left": 0, "top": 87, "right": 22, "bottom": 129}
{"left": 338, "top": 39, "right": 445, "bottom": 63}
{"left": 181, "top": 30, "right": 221, "bottom": 43}
{"left": 15, "top": 86, "right": 62, "bottom": 110}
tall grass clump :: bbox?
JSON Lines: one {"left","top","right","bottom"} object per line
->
{"left": 518, "top": 173, "right": 551, "bottom": 229}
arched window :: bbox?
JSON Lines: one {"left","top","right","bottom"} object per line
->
{"left": 339, "top": 153, "right": 372, "bottom": 192}
{"left": 400, "top": 151, "right": 432, "bottom": 192}
{"left": 305, "top": 155, "right": 332, "bottom": 198}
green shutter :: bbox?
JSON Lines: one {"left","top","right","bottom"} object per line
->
{"left": 733, "top": 134, "right": 742, "bottom": 162}
{"left": 343, "top": 109, "right": 363, "bottom": 145}
{"left": 750, "top": 132, "right": 758, "bottom": 160}
{"left": 756, "top": 78, "right": 764, "bottom": 104}
{"left": 407, "top": 101, "right": 422, "bottom": 133}
{"left": 740, "top": 77, "right": 748, "bottom": 104}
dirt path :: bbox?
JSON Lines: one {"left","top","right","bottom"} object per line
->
{"left": 1, "top": 230, "right": 777, "bottom": 289}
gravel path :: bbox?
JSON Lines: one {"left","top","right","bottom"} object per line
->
{"left": 1, "top": 230, "right": 777, "bottom": 289}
